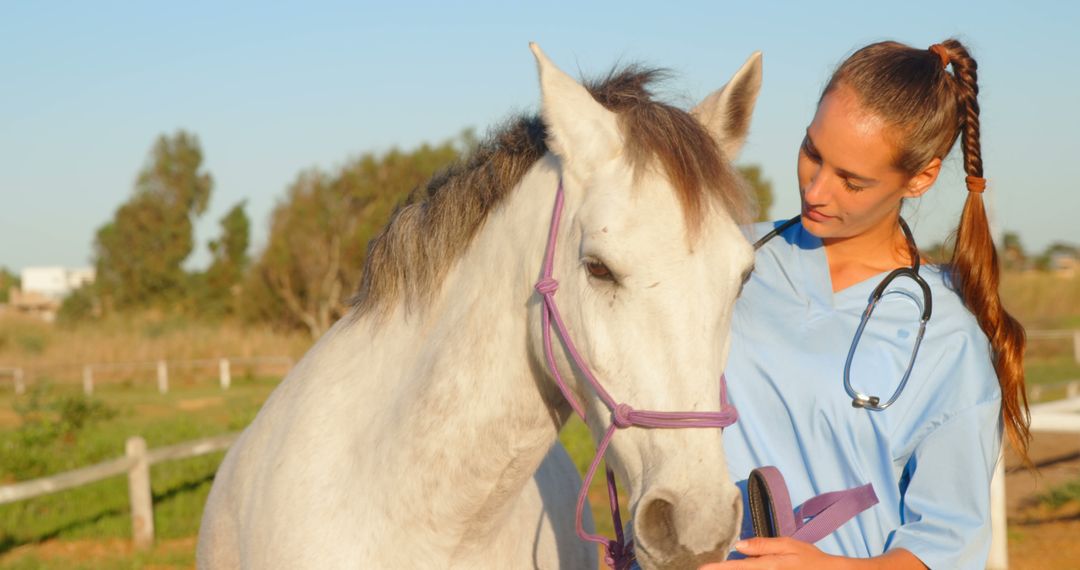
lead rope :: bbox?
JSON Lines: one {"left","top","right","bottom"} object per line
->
{"left": 534, "top": 181, "right": 739, "bottom": 569}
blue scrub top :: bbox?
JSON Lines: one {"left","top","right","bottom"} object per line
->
{"left": 723, "top": 220, "right": 1003, "bottom": 569}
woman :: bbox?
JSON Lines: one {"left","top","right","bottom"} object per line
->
{"left": 705, "top": 39, "right": 1029, "bottom": 569}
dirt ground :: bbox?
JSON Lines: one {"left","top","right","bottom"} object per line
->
{"left": 1, "top": 434, "right": 1078, "bottom": 569}
{"left": 1004, "top": 432, "right": 1080, "bottom": 569}
{"left": 0, "top": 536, "right": 197, "bottom": 569}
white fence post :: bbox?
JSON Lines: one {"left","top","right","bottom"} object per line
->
{"left": 125, "top": 436, "right": 154, "bottom": 550}
{"left": 83, "top": 365, "right": 94, "bottom": 396}
{"left": 219, "top": 358, "right": 231, "bottom": 390}
{"left": 156, "top": 360, "right": 168, "bottom": 394}
{"left": 13, "top": 368, "right": 25, "bottom": 395}
{"left": 1073, "top": 330, "right": 1080, "bottom": 365}
{"left": 988, "top": 454, "right": 1008, "bottom": 569}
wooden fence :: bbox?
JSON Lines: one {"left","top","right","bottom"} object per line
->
{"left": 0, "top": 366, "right": 25, "bottom": 394}
{"left": 0, "top": 329, "right": 1074, "bottom": 396}
{"left": 1026, "top": 328, "right": 1080, "bottom": 364}
{"left": 0, "top": 355, "right": 293, "bottom": 396}
{"left": 1028, "top": 378, "right": 1080, "bottom": 403}
{"left": 0, "top": 432, "right": 239, "bottom": 550}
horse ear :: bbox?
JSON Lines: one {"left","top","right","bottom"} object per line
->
{"left": 691, "top": 51, "right": 762, "bottom": 160}
{"left": 530, "top": 43, "right": 621, "bottom": 172}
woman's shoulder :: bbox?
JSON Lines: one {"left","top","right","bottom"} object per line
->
{"left": 915, "top": 264, "right": 1001, "bottom": 403}
{"left": 920, "top": 265, "right": 985, "bottom": 336}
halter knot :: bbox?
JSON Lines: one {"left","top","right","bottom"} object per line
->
{"left": 612, "top": 403, "right": 635, "bottom": 429}
{"left": 534, "top": 277, "right": 559, "bottom": 296}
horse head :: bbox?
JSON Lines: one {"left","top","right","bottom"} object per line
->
{"left": 529, "top": 44, "right": 762, "bottom": 568}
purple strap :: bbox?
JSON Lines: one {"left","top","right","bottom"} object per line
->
{"left": 749, "top": 466, "right": 879, "bottom": 544}
{"left": 535, "top": 182, "right": 738, "bottom": 569}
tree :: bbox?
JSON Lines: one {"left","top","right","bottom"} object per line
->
{"left": 1034, "top": 242, "right": 1079, "bottom": 272}
{"left": 250, "top": 137, "right": 465, "bottom": 337}
{"left": 93, "top": 131, "right": 213, "bottom": 311}
{"left": 57, "top": 284, "right": 98, "bottom": 323}
{"left": 201, "top": 201, "right": 251, "bottom": 316}
{"left": 0, "top": 267, "right": 19, "bottom": 304}
{"left": 1001, "top": 231, "right": 1028, "bottom": 272}
{"left": 737, "top": 164, "right": 773, "bottom": 222}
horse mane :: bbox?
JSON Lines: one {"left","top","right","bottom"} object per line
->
{"left": 352, "top": 66, "right": 754, "bottom": 316}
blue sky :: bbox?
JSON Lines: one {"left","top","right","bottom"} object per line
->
{"left": 2, "top": 1, "right": 1077, "bottom": 273}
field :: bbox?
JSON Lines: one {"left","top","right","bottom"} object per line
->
{"left": 0, "top": 272, "right": 1078, "bottom": 568}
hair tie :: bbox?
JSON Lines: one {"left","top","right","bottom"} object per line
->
{"left": 929, "top": 44, "right": 950, "bottom": 68}
{"left": 965, "top": 175, "right": 987, "bottom": 193}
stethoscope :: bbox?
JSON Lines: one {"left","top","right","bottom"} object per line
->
{"left": 753, "top": 216, "right": 933, "bottom": 411}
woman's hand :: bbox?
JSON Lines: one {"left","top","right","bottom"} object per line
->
{"left": 698, "top": 540, "right": 926, "bottom": 570}
{"left": 699, "top": 537, "right": 848, "bottom": 569}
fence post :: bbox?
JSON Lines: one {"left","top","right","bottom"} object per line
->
{"left": 1068, "top": 381, "right": 1080, "bottom": 400}
{"left": 125, "top": 436, "right": 155, "bottom": 550}
{"left": 157, "top": 360, "right": 168, "bottom": 394}
{"left": 13, "top": 368, "right": 25, "bottom": 395}
{"left": 988, "top": 453, "right": 1008, "bottom": 569}
{"left": 83, "top": 365, "right": 94, "bottom": 396}
{"left": 219, "top": 358, "right": 231, "bottom": 390}
{"left": 1074, "top": 330, "right": 1080, "bottom": 365}
{"left": 1030, "top": 385, "right": 1042, "bottom": 402}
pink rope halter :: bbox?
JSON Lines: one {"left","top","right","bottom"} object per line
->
{"left": 534, "top": 181, "right": 739, "bottom": 569}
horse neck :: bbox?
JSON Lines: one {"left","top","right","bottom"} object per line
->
{"left": 340, "top": 157, "right": 569, "bottom": 544}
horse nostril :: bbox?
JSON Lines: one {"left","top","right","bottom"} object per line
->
{"left": 637, "top": 496, "right": 679, "bottom": 557}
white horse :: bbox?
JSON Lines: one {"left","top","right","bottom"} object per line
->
{"left": 198, "top": 44, "right": 762, "bottom": 570}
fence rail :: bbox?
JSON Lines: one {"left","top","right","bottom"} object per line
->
{"left": 0, "top": 432, "right": 239, "bottom": 550}
{"left": 0, "top": 355, "right": 293, "bottom": 395}
{"left": 1026, "top": 328, "right": 1080, "bottom": 364}
{"left": 1028, "top": 378, "right": 1080, "bottom": 402}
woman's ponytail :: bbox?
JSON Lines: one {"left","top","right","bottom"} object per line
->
{"left": 940, "top": 39, "right": 1031, "bottom": 462}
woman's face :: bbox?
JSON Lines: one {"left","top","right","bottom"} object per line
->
{"left": 797, "top": 84, "right": 922, "bottom": 241}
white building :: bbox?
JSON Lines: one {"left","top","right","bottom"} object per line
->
{"left": 20, "top": 266, "right": 95, "bottom": 300}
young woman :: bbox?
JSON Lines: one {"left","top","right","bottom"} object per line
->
{"left": 705, "top": 39, "right": 1029, "bottom": 569}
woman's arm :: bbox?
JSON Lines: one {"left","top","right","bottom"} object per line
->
{"left": 699, "top": 538, "right": 926, "bottom": 569}
{"left": 704, "top": 398, "right": 1002, "bottom": 570}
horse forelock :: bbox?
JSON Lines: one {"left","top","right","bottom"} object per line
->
{"left": 351, "top": 66, "right": 755, "bottom": 316}
{"left": 585, "top": 66, "right": 755, "bottom": 234}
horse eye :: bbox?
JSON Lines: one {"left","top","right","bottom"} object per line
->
{"left": 585, "top": 261, "right": 614, "bottom": 281}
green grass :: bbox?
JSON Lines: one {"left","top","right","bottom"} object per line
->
{"left": 0, "top": 379, "right": 616, "bottom": 569}
{"left": 0, "top": 548, "right": 197, "bottom": 570}
{"left": 1038, "top": 479, "right": 1080, "bottom": 510}
{"left": 0, "top": 375, "right": 278, "bottom": 565}
{"left": 1025, "top": 356, "right": 1080, "bottom": 387}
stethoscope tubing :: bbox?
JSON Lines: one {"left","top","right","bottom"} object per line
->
{"left": 752, "top": 215, "right": 932, "bottom": 412}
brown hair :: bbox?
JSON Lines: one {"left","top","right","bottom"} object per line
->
{"left": 352, "top": 67, "right": 751, "bottom": 317}
{"left": 823, "top": 40, "right": 1030, "bottom": 461}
